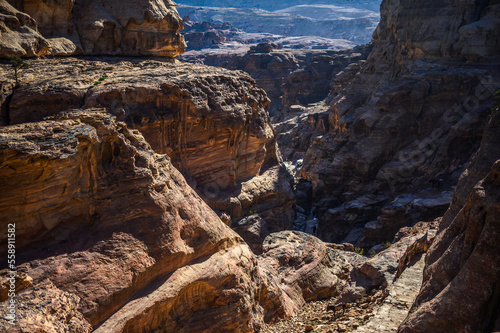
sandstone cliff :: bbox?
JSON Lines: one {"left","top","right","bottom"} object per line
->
{"left": 0, "top": 111, "right": 265, "bottom": 332}
{"left": 1, "top": 57, "right": 294, "bottom": 250}
{"left": 398, "top": 111, "right": 500, "bottom": 332}
{"left": 0, "top": 112, "right": 356, "bottom": 331}
{"left": 300, "top": 0, "right": 500, "bottom": 247}
{"left": 1, "top": 0, "right": 186, "bottom": 57}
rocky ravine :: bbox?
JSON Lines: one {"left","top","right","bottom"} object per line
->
{"left": 182, "top": 43, "right": 372, "bottom": 119}
{"left": 300, "top": 0, "right": 500, "bottom": 249}
{"left": 0, "top": 110, "right": 358, "bottom": 332}
{"left": 1, "top": 0, "right": 186, "bottom": 57}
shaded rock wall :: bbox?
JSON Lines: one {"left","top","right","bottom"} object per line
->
{"left": 398, "top": 112, "right": 500, "bottom": 333}
{"left": 300, "top": 0, "right": 500, "bottom": 247}
{"left": 2, "top": 0, "right": 186, "bottom": 57}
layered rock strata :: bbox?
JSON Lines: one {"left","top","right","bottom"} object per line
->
{"left": 0, "top": 113, "right": 357, "bottom": 331}
{"left": 1, "top": 57, "right": 294, "bottom": 247}
{"left": 0, "top": 111, "right": 264, "bottom": 332}
{"left": 183, "top": 44, "right": 371, "bottom": 118}
{"left": 398, "top": 112, "right": 500, "bottom": 332}
{"left": 300, "top": 0, "right": 500, "bottom": 247}
{"left": 2, "top": 0, "right": 186, "bottom": 57}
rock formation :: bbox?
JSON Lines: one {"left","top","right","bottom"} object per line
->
{"left": 300, "top": 0, "right": 500, "bottom": 247}
{"left": 1, "top": 58, "right": 295, "bottom": 238}
{"left": 0, "top": 112, "right": 358, "bottom": 331}
{"left": 0, "top": 110, "right": 266, "bottom": 332}
{"left": 257, "top": 231, "right": 365, "bottom": 321}
{"left": 2, "top": 0, "right": 186, "bottom": 57}
{"left": 398, "top": 112, "right": 500, "bottom": 332}
{"left": 184, "top": 45, "right": 371, "bottom": 118}
{"left": 0, "top": 0, "right": 49, "bottom": 57}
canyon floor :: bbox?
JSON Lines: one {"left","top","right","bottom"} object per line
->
{"left": 263, "top": 253, "right": 425, "bottom": 333}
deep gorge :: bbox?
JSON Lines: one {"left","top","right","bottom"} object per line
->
{"left": 0, "top": 0, "right": 499, "bottom": 332}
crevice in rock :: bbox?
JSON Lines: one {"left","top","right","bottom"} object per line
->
{"left": 1, "top": 88, "right": 14, "bottom": 125}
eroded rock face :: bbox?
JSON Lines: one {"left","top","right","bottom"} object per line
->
{"left": 0, "top": 111, "right": 266, "bottom": 332}
{"left": 0, "top": 0, "right": 49, "bottom": 57}
{"left": 2, "top": 57, "right": 294, "bottom": 248}
{"left": 300, "top": 0, "right": 500, "bottom": 247}
{"left": 259, "top": 231, "right": 365, "bottom": 314}
{"left": 185, "top": 46, "right": 370, "bottom": 119}
{"left": 398, "top": 113, "right": 500, "bottom": 333}
{"left": 3, "top": 0, "right": 186, "bottom": 57}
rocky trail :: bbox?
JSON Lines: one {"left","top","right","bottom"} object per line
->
{"left": 263, "top": 252, "right": 426, "bottom": 333}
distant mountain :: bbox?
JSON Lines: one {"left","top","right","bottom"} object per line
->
{"left": 178, "top": 3, "right": 379, "bottom": 45}
{"left": 177, "top": 0, "right": 381, "bottom": 12}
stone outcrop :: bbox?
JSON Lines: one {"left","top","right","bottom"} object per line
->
{"left": 2, "top": 0, "right": 186, "bottom": 57}
{"left": 300, "top": 0, "right": 500, "bottom": 247}
{"left": 339, "top": 228, "right": 435, "bottom": 304}
{"left": 0, "top": 0, "right": 49, "bottom": 57}
{"left": 0, "top": 113, "right": 361, "bottom": 331}
{"left": 258, "top": 231, "right": 365, "bottom": 318}
{"left": 398, "top": 112, "right": 500, "bottom": 333}
{"left": 1, "top": 57, "right": 294, "bottom": 248}
{"left": 0, "top": 111, "right": 266, "bottom": 332}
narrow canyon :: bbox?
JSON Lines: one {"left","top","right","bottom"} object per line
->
{"left": 0, "top": 0, "right": 499, "bottom": 332}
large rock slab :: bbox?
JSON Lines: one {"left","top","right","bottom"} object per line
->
{"left": 259, "top": 231, "right": 365, "bottom": 313}
{"left": 0, "top": 111, "right": 268, "bottom": 332}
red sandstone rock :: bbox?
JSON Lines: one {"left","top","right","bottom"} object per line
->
{"left": 3, "top": 0, "right": 186, "bottom": 57}
{"left": 2, "top": 58, "right": 295, "bottom": 238}
{"left": 0, "top": 110, "right": 267, "bottom": 332}
{"left": 259, "top": 231, "right": 364, "bottom": 311}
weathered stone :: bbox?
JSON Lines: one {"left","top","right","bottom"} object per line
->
{"left": 0, "top": 279, "right": 92, "bottom": 333}
{"left": 2, "top": 58, "right": 294, "bottom": 235}
{"left": 259, "top": 231, "right": 362, "bottom": 308}
{"left": 4, "top": 0, "right": 187, "bottom": 57}
{"left": 339, "top": 232, "right": 433, "bottom": 303}
{"left": 0, "top": 0, "right": 49, "bottom": 57}
{"left": 0, "top": 270, "right": 32, "bottom": 302}
{"left": 0, "top": 111, "right": 269, "bottom": 332}
{"left": 300, "top": 0, "right": 500, "bottom": 246}
{"left": 398, "top": 113, "right": 500, "bottom": 333}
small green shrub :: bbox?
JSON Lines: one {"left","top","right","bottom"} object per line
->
{"left": 355, "top": 247, "right": 364, "bottom": 255}
{"left": 9, "top": 56, "right": 28, "bottom": 87}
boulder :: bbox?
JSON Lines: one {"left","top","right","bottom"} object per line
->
{"left": 259, "top": 231, "right": 364, "bottom": 308}
{"left": 0, "top": 0, "right": 49, "bottom": 57}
